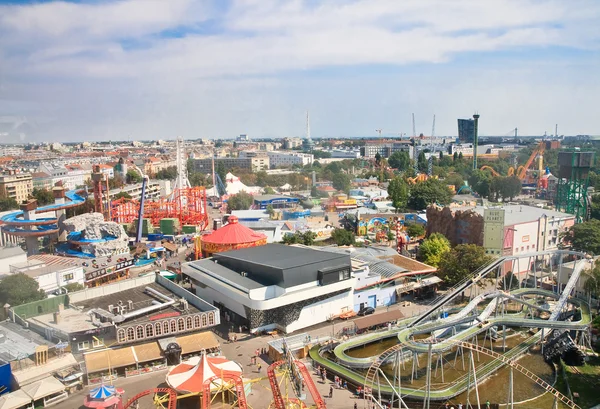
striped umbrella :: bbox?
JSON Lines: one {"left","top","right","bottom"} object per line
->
{"left": 89, "top": 385, "right": 116, "bottom": 400}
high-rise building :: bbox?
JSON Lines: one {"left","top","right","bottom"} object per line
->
{"left": 0, "top": 172, "right": 33, "bottom": 204}
{"left": 458, "top": 118, "right": 475, "bottom": 143}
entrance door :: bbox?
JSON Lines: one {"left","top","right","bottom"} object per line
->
{"left": 367, "top": 295, "right": 377, "bottom": 309}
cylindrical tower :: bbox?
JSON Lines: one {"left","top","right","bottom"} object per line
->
{"left": 472, "top": 113, "right": 480, "bottom": 170}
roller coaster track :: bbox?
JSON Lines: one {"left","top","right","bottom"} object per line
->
{"left": 122, "top": 388, "right": 177, "bottom": 409}
{"left": 364, "top": 341, "right": 580, "bottom": 409}
{"left": 202, "top": 374, "right": 248, "bottom": 409}
{"left": 268, "top": 360, "right": 327, "bottom": 409}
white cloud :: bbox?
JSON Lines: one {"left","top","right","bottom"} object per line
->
{"left": 0, "top": 0, "right": 599, "bottom": 141}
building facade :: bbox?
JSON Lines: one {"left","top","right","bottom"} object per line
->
{"left": 267, "top": 151, "right": 313, "bottom": 168}
{"left": 0, "top": 172, "right": 33, "bottom": 203}
{"left": 457, "top": 118, "right": 475, "bottom": 143}
{"left": 362, "top": 141, "right": 414, "bottom": 159}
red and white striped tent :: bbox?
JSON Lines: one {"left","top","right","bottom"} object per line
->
{"left": 166, "top": 354, "right": 243, "bottom": 393}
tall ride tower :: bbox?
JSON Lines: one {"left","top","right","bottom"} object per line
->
{"left": 173, "top": 136, "right": 191, "bottom": 192}
{"left": 472, "top": 113, "right": 480, "bottom": 170}
{"left": 555, "top": 150, "right": 594, "bottom": 222}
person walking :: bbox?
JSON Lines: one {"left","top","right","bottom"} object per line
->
{"left": 257, "top": 363, "right": 262, "bottom": 373}
{"left": 457, "top": 404, "right": 463, "bottom": 409}
{"left": 354, "top": 403, "right": 358, "bottom": 409}
{"left": 329, "top": 386, "right": 333, "bottom": 398}
{"left": 486, "top": 400, "right": 490, "bottom": 409}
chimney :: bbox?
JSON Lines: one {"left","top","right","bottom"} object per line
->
{"left": 53, "top": 311, "right": 61, "bottom": 324}
{"left": 127, "top": 300, "right": 133, "bottom": 310}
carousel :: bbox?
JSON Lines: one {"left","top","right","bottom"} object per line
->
{"left": 198, "top": 215, "right": 267, "bottom": 257}
{"left": 83, "top": 385, "right": 124, "bottom": 409}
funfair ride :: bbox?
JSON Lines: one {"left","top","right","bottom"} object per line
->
{"left": 310, "top": 249, "right": 591, "bottom": 408}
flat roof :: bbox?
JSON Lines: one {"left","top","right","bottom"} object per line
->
{"left": 184, "top": 259, "right": 264, "bottom": 290}
{"left": 253, "top": 195, "right": 299, "bottom": 202}
{"left": 0, "top": 321, "right": 54, "bottom": 362}
{"left": 0, "top": 246, "right": 26, "bottom": 259}
{"left": 452, "top": 204, "right": 574, "bottom": 226}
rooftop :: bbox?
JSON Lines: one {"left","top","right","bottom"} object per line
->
{"left": 0, "top": 246, "right": 26, "bottom": 259}
{"left": 0, "top": 321, "right": 55, "bottom": 362}
{"left": 453, "top": 204, "right": 573, "bottom": 226}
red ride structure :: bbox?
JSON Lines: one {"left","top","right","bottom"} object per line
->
{"left": 121, "top": 388, "right": 177, "bottom": 409}
{"left": 268, "top": 360, "right": 326, "bottom": 409}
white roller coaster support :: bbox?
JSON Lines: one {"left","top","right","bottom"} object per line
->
{"left": 549, "top": 258, "right": 587, "bottom": 321}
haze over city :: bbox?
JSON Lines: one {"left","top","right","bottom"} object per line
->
{"left": 1, "top": 0, "right": 600, "bottom": 142}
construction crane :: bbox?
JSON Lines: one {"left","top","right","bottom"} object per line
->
{"left": 375, "top": 129, "right": 382, "bottom": 138}
{"left": 428, "top": 115, "right": 435, "bottom": 176}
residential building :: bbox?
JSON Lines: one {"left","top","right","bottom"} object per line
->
{"left": 329, "top": 149, "right": 361, "bottom": 159}
{"left": 97, "top": 164, "right": 114, "bottom": 179}
{"left": 361, "top": 141, "right": 414, "bottom": 159}
{"left": 183, "top": 244, "right": 355, "bottom": 334}
{"left": 10, "top": 259, "right": 84, "bottom": 294}
{"left": 237, "top": 151, "right": 270, "bottom": 171}
{"left": 109, "top": 179, "right": 171, "bottom": 201}
{"left": 192, "top": 157, "right": 252, "bottom": 173}
{"left": 64, "top": 164, "right": 92, "bottom": 189}
{"left": 0, "top": 172, "right": 33, "bottom": 203}
{"left": 267, "top": 151, "right": 313, "bottom": 168}
{"left": 282, "top": 137, "right": 303, "bottom": 149}
{"left": 31, "top": 172, "right": 53, "bottom": 190}
{"left": 38, "top": 163, "right": 69, "bottom": 188}
{"left": 457, "top": 118, "right": 475, "bottom": 143}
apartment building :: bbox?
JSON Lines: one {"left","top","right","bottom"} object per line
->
{"left": 109, "top": 179, "right": 171, "bottom": 201}
{"left": 267, "top": 151, "right": 313, "bottom": 168}
{"left": 282, "top": 137, "right": 303, "bottom": 149}
{"left": 0, "top": 172, "right": 33, "bottom": 203}
{"left": 237, "top": 151, "right": 270, "bottom": 171}
{"left": 361, "top": 141, "right": 414, "bottom": 159}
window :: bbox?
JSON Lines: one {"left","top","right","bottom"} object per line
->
{"left": 208, "top": 312, "right": 215, "bottom": 326}
{"left": 202, "top": 314, "right": 207, "bottom": 327}
{"left": 63, "top": 273, "right": 74, "bottom": 281}
{"left": 37, "top": 306, "right": 43, "bottom": 314}
{"left": 194, "top": 316, "right": 201, "bottom": 328}
{"left": 170, "top": 320, "right": 177, "bottom": 333}
{"left": 136, "top": 325, "right": 144, "bottom": 339}
{"left": 118, "top": 329, "right": 126, "bottom": 343}
{"left": 521, "top": 247, "right": 524, "bottom": 252}
{"left": 92, "top": 338, "right": 104, "bottom": 348}
{"left": 163, "top": 321, "right": 170, "bottom": 334}
{"left": 78, "top": 341, "right": 90, "bottom": 351}
{"left": 155, "top": 323, "right": 162, "bottom": 336}
{"left": 186, "top": 317, "right": 193, "bottom": 330}
{"left": 127, "top": 327, "right": 135, "bottom": 341}
{"left": 178, "top": 318, "right": 185, "bottom": 331}
{"left": 338, "top": 269, "right": 351, "bottom": 281}
{"left": 146, "top": 324, "right": 153, "bottom": 338}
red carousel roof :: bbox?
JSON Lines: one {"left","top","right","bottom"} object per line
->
{"left": 202, "top": 216, "right": 267, "bottom": 245}
{"left": 166, "top": 354, "right": 243, "bottom": 393}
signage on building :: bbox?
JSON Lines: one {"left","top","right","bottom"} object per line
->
{"left": 483, "top": 208, "right": 505, "bottom": 256}
{"left": 85, "top": 259, "right": 134, "bottom": 282}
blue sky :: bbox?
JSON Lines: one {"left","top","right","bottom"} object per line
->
{"left": 0, "top": 0, "right": 599, "bottom": 142}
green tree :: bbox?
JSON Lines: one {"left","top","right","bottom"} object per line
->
{"left": 417, "top": 151, "right": 427, "bottom": 173}
{"left": 255, "top": 171, "right": 268, "bottom": 187}
{"left": 108, "top": 176, "right": 125, "bottom": 189}
{"left": 501, "top": 271, "right": 520, "bottom": 290}
{"left": 63, "top": 282, "right": 85, "bottom": 293}
{"left": 591, "top": 194, "right": 600, "bottom": 220}
{"left": 126, "top": 169, "right": 142, "bottom": 184}
{"left": 266, "top": 204, "right": 275, "bottom": 217}
{"left": 0, "top": 197, "right": 19, "bottom": 211}
{"left": 583, "top": 260, "right": 600, "bottom": 298}
{"left": 155, "top": 166, "right": 178, "bottom": 180}
{"left": 438, "top": 244, "right": 493, "bottom": 286}
{"left": 375, "top": 152, "right": 382, "bottom": 167}
{"left": 417, "top": 233, "right": 451, "bottom": 267}
{"left": 263, "top": 187, "right": 275, "bottom": 195}
{"left": 113, "top": 191, "right": 132, "bottom": 200}
{"left": 332, "top": 173, "right": 351, "bottom": 193}
{"left": 490, "top": 176, "right": 522, "bottom": 202}
{"left": 388, "top": 151, "right": 411, "bottom": 171}
{"left": 226, "top": 191, "right": 254, "bottom": 211}
{"left": 32, "top": 188, "right": 54, "bottom": 206}
{"left": 0, "top": 273, "right": 46, "bottom": 306}
{"left": 444, "top": 174, "right": 464, "bottom": 192}
{"left": 407, "top": 178, "right": 453, "bottom": 210}
{"left": 387, "top": 177, "right": 409, "bottom": 212}
{"left": 563, "top": 220, "right": 600, "bottom": 255}
{"left": 302, "top": 231, "right": 317, "bottom": 246}
{"left": 281, "top": 233, "right": 300, "bottom": 245}
{"left": 331, "top": 228, "right": 356, "bottom": 246}
{"left": 310, "top": 186, "right": 318, "bottom": 197}
{"left": 405, "top": 223, "right": 425, "bottom": 238}
{"left": 468, "top": 170, "right": 492, "bottom": 198}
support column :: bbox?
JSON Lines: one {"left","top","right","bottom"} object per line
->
{"left": 53, "top": 186, "right": 67, "bottom": 242}
{"left": 21, "top": 200, "right": 39, "bottom": 256}
{"left": 423, "top": 344, "right": 432, "bottom": 409}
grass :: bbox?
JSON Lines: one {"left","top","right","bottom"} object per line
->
{"left": 564, "top": 357, "right": 600, "bottom": 409}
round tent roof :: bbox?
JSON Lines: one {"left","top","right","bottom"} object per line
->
{"left": 166, "top": 354, "right": 243, "bottom": 393}
{"left": 202, "top": 216, "right": 267, "bottom": 246}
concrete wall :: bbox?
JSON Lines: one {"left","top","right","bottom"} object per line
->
{"left": 286, "top": 290, "right": 353, "bottom": 333}
{"left": 0, "top": 252, "right": 27, "bottom": 274}
{"left": 156, "top": 274, "right": 219, "bottom": 318}
{"left": 69, "top": 274, "right": 155, "bottom": 303}
{"left": 36, "top": 266, "right": 85, "bottom": 293}
{"left": 353, "top": 286, "right": 397, "bottom": 312}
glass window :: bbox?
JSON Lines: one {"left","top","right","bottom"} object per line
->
{"left": 202, "top": 314, "right": 207, "bottom": 327}
{"left": 155, "top": 323, "right": 162, "bottom": 336}
{"left": 117, "top": 330, "right": 126, "bottom": 343}
{"left": 63, "top": 273, "right": 74, "bottom": 281}
{"left": 127, "top": 327, "right": 135, "bottom": 341}
{"left": 186, "top": 317, "right": 193, "bottom": 329}
{"left": 163, "top": 321, "right": 170, "bottom": 334}
{"left": 178, "top": 318, "right": 185, "bottom": 331}
{"left": 78, "top": 341, "right": 89, "bottom": 351}
{"left": 194, "top": 316, "right": 201, "bottom": 328}
{"left": 146, "top": 324, "right": 153, "bottom": 338}
{"left": 92, "top": 338, "right": 104, "bottom": 348}
{"left": 170, "top": 320, "right": 176, "bottom": 333}
{"left": 208, "top": 312, "right": 215, "bottom": 326}
{"left": 136, "top": 326, "right": 144, "bottom": 339}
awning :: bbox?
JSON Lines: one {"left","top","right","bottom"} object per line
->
{"left": 0, "top": 389, "right": 32, "bottom": 409}
{"left": 133, "top": 342, "right": 163, "bottom": 363}
{"left": 13, "top": 353, "right": 78, "bottom": 387}
{"left": 22, "top": 376, "right": 65, "bottom": 400}
{"left": 354, "top": 309, "right": 404, "bottom": 330}
{"left": 176, "top": 331, "right": 219, "bottom": 355}
{"left": 84, "top": 347, "right": 136, "bottom": 374}
{"left": 162, "top": 242, "right": 177, "bottom": 252}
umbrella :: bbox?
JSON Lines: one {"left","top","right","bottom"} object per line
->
{"left": 89, "top": 385, "right": 116, "bottom": 400}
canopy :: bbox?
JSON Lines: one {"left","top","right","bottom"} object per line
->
{"left": 84, "top": 395, "right": 121, "bottom": 409}
{"left": 0, "top": 389, "right": 32, "bottom": 409}
{"left": 89, "top": 385, "right": 115, "bottom": 399}
{"left": 166, "top": 354, "right": 243, "bottom": 393}
{"left": 354, "top": 309, "right": 404, "bottom": 330}
{"left": 22, "top": 376, "right": 65, "bottom": 400}
{"left": 201, "top": 216, "right": 266, "bottom": 245}
{"left": 279, "top": 183, "right": 291, "bottom": 191}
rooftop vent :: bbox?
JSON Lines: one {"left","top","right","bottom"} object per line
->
{"left": 240, "top": 271, "right": 247, "bottom": 277}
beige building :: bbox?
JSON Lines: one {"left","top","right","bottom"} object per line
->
{"left": 0, "top": 172, "right": 33, "bottom": 203}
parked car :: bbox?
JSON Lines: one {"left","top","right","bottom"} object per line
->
{"left": 357, "top": 306, "right": 375, "bottom": 316}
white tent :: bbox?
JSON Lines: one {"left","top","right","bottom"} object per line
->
{"left": 225, "top": 173, "right": 261, "bottom": 195}
{"left": 279, "top": 183, "right": 292, "bottom": 191}
{"left": 0, "top": 390, "right": 32, "bottom": 409}
{"left": 22, "top": 376, "right": 65, "bottom": 401}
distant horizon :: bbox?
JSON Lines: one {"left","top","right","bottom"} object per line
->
{"left": 1, "top": 1, "right": 599, "bottom": 142}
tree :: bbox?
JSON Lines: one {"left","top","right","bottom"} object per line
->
{"left": 226, "top": 191, "right": 254, "bottom": 211}
{"left": 0, "top": 273, "right": 46, "bottom": 306}
{"left": 32, "top": 188, "right": 54, "bottom": 206}
{"left": 263, "top": 187, "right": 275, "bottom": 195}
{"left": 375, "top": 152, "right": 382, "bottom": 167}
{"left": 63, "top": 282, "right": 85, "bottom": 293}
{"left": 108, "top": 176, "right": 125, "bottom": 189}
{"left": 0, "top": 197, "right": 19, "bottom": 211}
{"left": 113, "top": 191, "right": 132, "bottom": 200}
{"left": 501, "top": 271, "right": 520, "bottom": 290}
{"left": 591, "top": 194, "right": 600, "bottom": 220}
{"left": 331, "top": 228, "right": 356, "bottom": 246}
{"left": 583, "top": 260, "right": 600, "bottom": 298}
{"left": 266, "top": 204, "right": 275, "bottom": 217}
{"left": 126, "top": 169, "right": 142, "bottom": 184}
{"left": 417, "top": 151, "right": 427, "bottom": 173}
{"left": 468, "top": 170, "right": 492, "bottom": 198}
{"left": 563, "top": 220, "right": 600, "bottom": 255}
{"left": 388, "top": 151, "right": 411, "bottom": 171}
{"left": 155, "top": 166, "right": 178, "bottom": 180}
{"left": 407, "top": 178, "right": 453, "bottom": 210}
{"left": 310, "top": 186, "right": 318, "bottom": 197}
{"left": 387, "top": 177, "right": 409, "bottom": 212}
{"left": 444, "top": 174, "right": 464, "bottom": 192}
{"left": 490, "top": 176, "right": 522, "bottom": 202}
{"left": 405, "top": 223, "right": 425, "bottom": 238}
{"left": 437, "top": 244, "right": 493, "bottom": 286}
{"left": 281, "top": 231, "right": 317, "bottom": 246}
{"left": 417, "top": 233, "right": 451, "bottom": 267}
{"left": 302, "top": 231, "right": 317, "bottom": 246}
{"left": 332, "top": 173, "right": 351, "bottom": 193}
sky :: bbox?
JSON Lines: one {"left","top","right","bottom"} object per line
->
{"left": 0, "top": 0, "right": 599, "bottom": 143}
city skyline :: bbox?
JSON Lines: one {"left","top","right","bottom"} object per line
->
{"left": 1, "top": 0, "right": 599, "bottom": 142}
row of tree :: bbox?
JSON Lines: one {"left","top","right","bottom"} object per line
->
{"left": 388, "top": 177, "right": 454, "bottom": 212}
